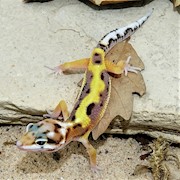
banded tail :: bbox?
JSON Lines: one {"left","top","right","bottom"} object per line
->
{"left": 97, "top": 10, "right": 153, "bottom": 54}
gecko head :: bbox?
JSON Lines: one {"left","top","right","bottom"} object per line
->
{"left": 16, "top": 119, "right": 72, "bottom": 152}
{"left": 91, "top": 48, "right": 105, "bottom": 65}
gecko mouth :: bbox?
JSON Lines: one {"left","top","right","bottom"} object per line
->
{"left": 16, "top": 141, "right": 57, "bottom": 152}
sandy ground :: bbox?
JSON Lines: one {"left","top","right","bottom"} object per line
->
{"left": 0, "top": 126, "right": 180, "bottom": 179}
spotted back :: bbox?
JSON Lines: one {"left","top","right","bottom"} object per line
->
{"left": 68, "top": 48, "right": 111, "bottom": 130}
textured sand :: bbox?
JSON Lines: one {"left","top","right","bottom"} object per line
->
{"left": 0, "top": 126, "right": 180, "bottom": 179}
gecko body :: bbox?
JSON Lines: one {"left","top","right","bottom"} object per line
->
{"left": 17, "top": 11, "right": 152, "bottom": 170}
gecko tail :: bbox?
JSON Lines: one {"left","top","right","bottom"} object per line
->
{"left": 97, "top": 9, "right": 153, "bottom": 54}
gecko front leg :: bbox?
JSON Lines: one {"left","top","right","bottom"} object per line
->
{"left": 43, "top": 100, "right": 69, "bottom": 120}
{"left": 105, "top": 56, "right": 141, "bottom": 76}
{"left": 123, "top": 56, "right": 142, "bottom": 76}
{"left": 45, "top": 58, "right": 90, "bottom": 75}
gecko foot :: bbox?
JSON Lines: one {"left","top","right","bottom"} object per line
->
{"left": 124, "top": 56, "right": 142, "bottom": 76}
{"left": 43, "top": 109, "right": 53, "bottom": 118}
{"left": 44, "top": 65, "right": 62, "bottom": 75}
{"left": 43, "top": 110, "right": 64, "bottom": 120}
{"left": 91, "top": 165, "right": 102, "bottom": 174}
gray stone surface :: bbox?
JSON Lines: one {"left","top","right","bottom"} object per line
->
{"left": 0, "top": 1, "right": 180, "bottom": 179}
{"left": 0, "top": 1, "right": 179, "bottom": 140}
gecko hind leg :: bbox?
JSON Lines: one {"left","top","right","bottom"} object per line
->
{"left": 77, "top": 131, "right": 100, "bottom": 173}
{"left": 43, "top": 100, "right": 69, "bottom": 120}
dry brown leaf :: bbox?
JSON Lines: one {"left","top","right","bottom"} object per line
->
{"left": 92, "top": 41, "right": 146, "bottom": 140}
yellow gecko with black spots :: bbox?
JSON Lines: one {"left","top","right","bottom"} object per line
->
{"left": 16, "top": 11, "right": 152, "bottom": 171}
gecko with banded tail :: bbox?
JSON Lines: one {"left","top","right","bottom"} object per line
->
{"left": 16, "top": 11, "right": 152, "bottom": 171}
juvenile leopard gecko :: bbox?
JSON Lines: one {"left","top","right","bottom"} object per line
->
{"left": 17, "top": 11, "right": 152, "bottom": 171}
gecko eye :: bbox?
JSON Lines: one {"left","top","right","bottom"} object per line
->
{"left": 26, "top": 123, "right": 34, "bottom": 132}
{"left": 35, "top": 139, "right": 47, "bottom": 146}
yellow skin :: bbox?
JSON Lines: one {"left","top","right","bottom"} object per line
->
{"left": 17, "top": 48, "right": 140, "bottom": 171}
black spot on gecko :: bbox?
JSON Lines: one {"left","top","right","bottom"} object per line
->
{"left": 37, "top": 124, "right": 43, "bottom": 128}
{"left": 141, "top": 21, "right": 145, "bottom": 25}
{"left": 108, "top": 38, "right": 114, "bottom": 47}
{"left": 47, "top": 138, "right": 57, "bottom": 144}
{"left": 37, "top": 135, "right": 43, "bottom": 139}
{"left": 43, "top": 130, "right": 50, "bottom": 134}
{"left": 79, "top": 97, "right": 83, "bottom": 101}
{"left": 54, "top": 124, "right": 61, "bottom": 133}
{"left": 109, "top": 29, "right": 116, "bottom": 34}
{"left": 101, "top": 73, "right": 104, "bottom": 80}
{"left": 86, "top": 89, "right": 90, "bottom": 94}
{"left": 54, "top": 123, "right": 61, "bottom": 129}
{"left": 126, "top": 28, "right": 133, "bottom": 36}
{"left": 98, "top": 43, "right": 106, "bottom": 50}
{"left": 71, "top": 115, "right": 76, "bottom": 121}
{"left": 95, "top": 60, "right": 101, "bottom": 64}
{"left": 134, "top": 26, "right": 138, "bottom": 30}
{"left": 100, "top": 93, "right": 103, "bottom": 97}
{"left": 116, "top": 33, "right": 121, "bottom": 39}
{"left": 107, "top": 86, "right": 109, "bottom": 92}
{"left": 82, "top": 83, "right": 87, "bottom": 92}
{"left": 100, "top": 102, "right": 103, "bottom": 107}
{"left": 93, "top": 52, "right": 102, "bottom": 65}
{"left": 86, "top": 103, "right": 95, "bottom": 115}
{"left": 73, "top": 123, "right": 82, "bottom": 129}
{"left": 75, "top": 104, "right": 79, "bottom": 110}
